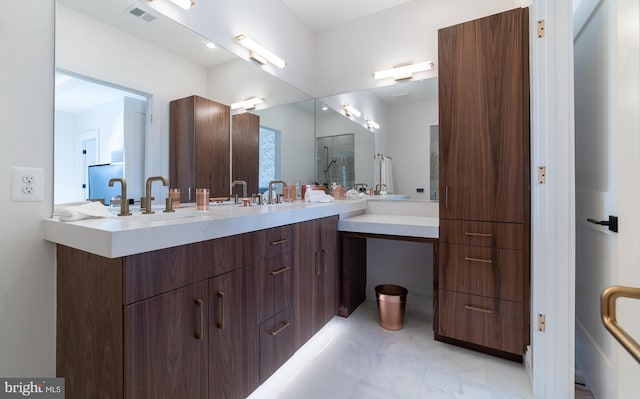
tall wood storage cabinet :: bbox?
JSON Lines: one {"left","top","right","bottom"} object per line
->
{"left": 170, "top": 95, "right": 230, "bottom": 201}
{"left": 436, "top": 7, "right": 530, "bottom": 359}
{"left": 232, "top": 112, "right": 260, "bottom": 197}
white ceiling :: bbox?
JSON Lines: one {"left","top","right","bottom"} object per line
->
{"left": 280, "top": 0, "right": 415, "bottom": 31}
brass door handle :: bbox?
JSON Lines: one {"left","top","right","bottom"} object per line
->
{"left": 194, "top": 298, "right": 204, "bottom": 340}
{"left": 270, "top": 321, "right": 291, "bottom": 336}
{"left": 270, "top": 238, "right": 289, "bottom": 246}
{"left": 270, "top": 266, "right": 291, "bottom": 276}
{"left": 601, "top": 285, "right": 640, "bottom": 362}
{"left": 216, "top": 292, "right": 225, "bottom": 329}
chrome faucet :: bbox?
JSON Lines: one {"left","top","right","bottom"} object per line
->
{"left": 108, "top": 178, "right": 131, "bottom": 216}
{"left": 231, "top": 180, "right": 247, "bottom": 203}
{"left": 267, "top": 180, "right": 287, "bottom": 204}
{"left": 141, "top": 176, "right": 169, "bottom": 214}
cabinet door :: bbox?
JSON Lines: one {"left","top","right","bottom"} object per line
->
{"left": 232, "top": 112, "right": 259, "bottom": 196}
{"left": 258, "top": 253, "right": 294, "bottom": 322}
{"left": 318, "top": 216, "right": 338, "bottom": 326}
{"left": 124, "top": 281, "right": 208, "bottom": 399}
{"left": 259, "top": 307, "right": 294, "bottom": 383}
{"left": 194, "top": 96, "right": 230, "bottom": 198}
{"left": 209, "top": 266, "right": 259, "bottom": 399}
{"left": 438, "top": 8, "right": 528, "bottom": 223}
{"left": 293, "top": 244, "right": 318, "bottom": 349}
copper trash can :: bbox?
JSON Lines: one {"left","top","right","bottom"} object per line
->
{"left": 375, "top": 284, "right": 408, "bottom": 330}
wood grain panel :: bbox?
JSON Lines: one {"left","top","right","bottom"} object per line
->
{"left": 438, "top": 289, "right": 524, "bottom": 354}
{"left": 192, "top": 231, "right": 261, "bottom": 277}
{"left": 124, "top": 282, "right": 208, "bottom": 399}
{"left": 209, "top": 266, "right": 260, "bottom": 399}
{"left": 194, "top": 96, "right": 230, "bottom": 198}
{"left": 124, "top": 244, "right": 201, "bottom": 304}
{"left": 170, "top": 96, "right": 196, "bottom": 202}
{"left": 438, "top": 8, "right": 529, "bottom": 223}
{"left": 56, "top": 245, "right": 124, "bottom": 399}
{"left": 232, "top": 112, "right": 260, "bottom": 196}
{"left": 439, "top": 219, "right": 523, "bottom": 250}
{"left": 439, "top": 244, "right": 523, "bottom": 302}
{"left": 337, "top": 234, "right": 367, "bottom": 317}
{"left": 259, "top": 307, "right": 294, "bottom": 383}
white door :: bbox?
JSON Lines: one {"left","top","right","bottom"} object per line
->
{"left": 574, "top": 1, "right": 640, "bottom": 398}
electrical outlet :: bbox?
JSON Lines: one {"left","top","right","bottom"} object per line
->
{"left": 11, "top": 166, "right": 44, "bottom": 202}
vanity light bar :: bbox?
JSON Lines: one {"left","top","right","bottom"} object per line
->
{"left": 343, "top": 105, "right": 361, "bottom": 118}
{"left": 149, "top": 0, "right": 195, "bottom": 10}
{"left": 366, "top": 119, "right": 380, "bottom": 130}
{"left": 373, "top": 61, "right": 435, "bottom": 81}
{"left": 231, "top": 97, "right": 265, "bottom": 110}
{"left": 235, "top": 34, "right": 286, "bottom": 69}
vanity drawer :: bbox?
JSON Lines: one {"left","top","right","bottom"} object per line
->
{"left": 438, "top": 289, "right": 525, "bottom": 355}
{"left": 259, "top": 307, "right": 294, "bottom": 383}
{"left": 439, "top": 219, "right": 523, "bottom": 250}
{"left": 258, "top": 253, "right": 294, "bottom": 321}
{"left": 262, "top": 224, "right": 294, "bottom": 258}
{"left": 439, "top": 244, "right": 524, "bottom": 302}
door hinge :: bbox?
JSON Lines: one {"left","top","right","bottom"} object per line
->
{"left": 537, "top": 166, "right": 546, "bottom": 184}
{"left": 537, "top": 20, "right": 545, "bottom": 38}
{"left": 538, "top": 314, "right": 546, "bottom": 332}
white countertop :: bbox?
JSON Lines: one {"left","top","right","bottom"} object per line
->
{"left": 43, "top": 200, "right": 367, "bottom": 258}
{"left": 338, "top": 213, "right": 439, "bottom": 238}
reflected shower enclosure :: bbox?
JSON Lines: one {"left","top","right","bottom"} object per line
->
{"left": 316, "top": 134, "right": 355, "bottom": 188}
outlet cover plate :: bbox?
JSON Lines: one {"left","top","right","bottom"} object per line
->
{"left": 11, "top": 166, "right": 45, "bottom": 202}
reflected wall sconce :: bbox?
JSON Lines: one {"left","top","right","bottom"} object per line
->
{"left": 149, "top": 0, "right": 195, "bottom": 10}
{"left": 235, "top": 34, "right": 286, "bottom": 68}
{"left": 231, "top": 97, "right": 265, "bottom": 110}
{"left": 372, "top": 61, "right": 434, "bottom": 81}
{"left": 366, "top": 119, "right": 380, "bottom": 130}
{"left": 343, "top": 105, "right": 361, "bottom": 117}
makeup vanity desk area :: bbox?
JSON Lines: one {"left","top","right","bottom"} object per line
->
{"left": 336, "top": 200, "right": 439, "bottom": 318}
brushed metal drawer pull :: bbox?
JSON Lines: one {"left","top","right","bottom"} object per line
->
{"left": 194, "top": 298, "right": 204, "bottom": 340}
{"left": 464, "top": 256, "right": 493, "bottom": 264}
{"left": 270, "top": 266, "right": 291, "bottom": 276}
{"left": 270, "top": 238, "right": 289, "bottom": 246}
{"left": 464, "top": 232, "right": 493, "bottom": 237}
{"left": 464, "top": 305, "right": 493, "bottom": 314}
{"left": 270, "top": 321, "right": 291, "bottom": 336}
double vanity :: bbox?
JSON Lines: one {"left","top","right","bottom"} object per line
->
{"left": 44, "top": 197, "right": 439, "bottom": 399}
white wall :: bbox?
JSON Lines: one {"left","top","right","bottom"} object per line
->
{"left": 0, "top": 1, "right": 55, "bottom": 376}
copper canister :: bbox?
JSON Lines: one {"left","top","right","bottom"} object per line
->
{"left": 375, "top": 284, "right": 408, "bottom": 331}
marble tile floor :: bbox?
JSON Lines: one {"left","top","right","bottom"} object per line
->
{"left": 249, "top": 300, "right": 534, "bottom": 399}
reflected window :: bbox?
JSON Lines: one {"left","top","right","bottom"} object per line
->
{"left": 259, "top": 126, "right": 281, "bottom": 192}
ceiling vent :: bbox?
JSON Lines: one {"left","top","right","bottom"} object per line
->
{"left": 128, "top": 6, "right": 157, "bottom": 22}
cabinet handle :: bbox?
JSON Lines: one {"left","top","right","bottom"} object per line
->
{"left": 194, "top": 299, "right": 204, "bottom": 340}
{"left": 445, "top": 186, "right": 449, "bottom": 208}
{"left": 464, "top": 256, "right": 493, "bottom": 264}
{"left": 315, "top": 252, "right": 320, "bottom": 276}
{"left": 216, "top": 292, "right": 225, "bottom": 329}
{"left": 188, "top": 187, "right": 192, "bottom": 201}
{"left": 464, "top": 304, "right": 493, "bottom": 314}
{"left": 464, "top": 232, "right": 493, "bottom": 237}
{"left": 270, "top": 238, "right": 289, "bottom": 246}
{"left": 270, "top": 265, "right": 291, "bottom": 276}
{"left": 270, "top": 321, "right": 291, "bottom": 336}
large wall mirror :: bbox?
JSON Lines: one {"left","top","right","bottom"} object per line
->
{"left": 54, "top": 0, "right": 313, "bottom": 206}
{"left": 317, "top": 77, "right": 438, "bottom": 199}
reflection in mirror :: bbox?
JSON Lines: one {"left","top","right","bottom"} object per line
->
{"left": 317, "top": 77, "right": 438, "bottom": 199}
{"left": 247, "top": 99, "right": 316, "bottom": 196}
{"left": 54, "top": 70, "right": 149, "bottom": 205}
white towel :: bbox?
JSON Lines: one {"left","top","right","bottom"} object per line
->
{"left": 374, "top": 156, "right": 395, "bottom": 194}
{"left": 58, "top": 201, "right": 114, "bottom": 222}
{"left": 305, "top": 189, "right": 334, "bottom": 203}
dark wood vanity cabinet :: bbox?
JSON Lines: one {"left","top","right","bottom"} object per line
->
{"left": 293, "top": 216, "right": 339, "bottom": 349}
{"left": 436, "top": 7, "right": 530, "bottom": 359}
{"left": 232, "top": 112, "right": 260, "bottom": 197}
{"left": 170, "top": 95, "right": 230, "bottom": 201}
{"left": 56, "top": 219, "right": 338, "bottom": 399}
